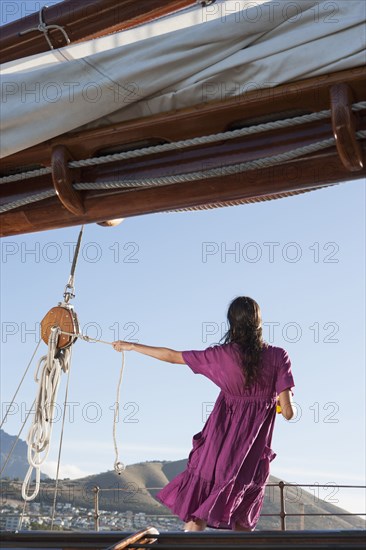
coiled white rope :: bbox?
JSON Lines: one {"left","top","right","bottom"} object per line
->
{"left": 22, "top": 327, "right": 71, "bottom": 501}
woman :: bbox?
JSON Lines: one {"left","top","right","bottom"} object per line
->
{"left": 112, "top": 296, "right": 295, "bottom": 532}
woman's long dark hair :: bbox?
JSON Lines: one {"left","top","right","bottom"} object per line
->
{"left": 222, "top": 296, "right": 266, "bottom": 387}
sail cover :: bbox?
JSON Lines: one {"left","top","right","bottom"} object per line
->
{"left": 1, "top": 0, "right": 365, "bottom": 158}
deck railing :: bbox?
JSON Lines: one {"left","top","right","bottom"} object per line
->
{"left": 92, "top": 481, "right": 365, "bottom": 532}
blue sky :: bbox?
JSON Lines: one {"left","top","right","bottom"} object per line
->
{"left": 1, "top": 181, "right": 365, "bottom": 516}
{"left": 1, "top": 0, "right": 365, "bottom": 518}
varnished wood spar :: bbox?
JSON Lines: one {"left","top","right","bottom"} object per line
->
{"left": 0, "top": 116, "right": 337, "bottom": 202}
{"left": 330, "top": 83, "right": 363, "bottom": 172}
{"left": 0, "top": 116, "right": 339, "bottom": 226}
{"left": 1, "top": 66, "right": 365, "bottom": 175}
{"left": 0, "top": 114, "right": 346, "bottom": 211}
{"left": 1, "top": 145, "right": 366, "bottom": 237}
{"left": 0, "top": 68, "right": 365, "bottom": 236}
{"left": 51, "top": 145, "right": 84, "bottom": 215}
{"left": 0, "top": 0, "right": 196, "bottom": 63}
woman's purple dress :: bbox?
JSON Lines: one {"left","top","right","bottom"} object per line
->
{"left": 156, "top": 343, "right": 295, "bottom": 530}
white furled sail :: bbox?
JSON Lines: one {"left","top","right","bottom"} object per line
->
{"left": 1, "top": 0, "right": 365, "bottom": 158}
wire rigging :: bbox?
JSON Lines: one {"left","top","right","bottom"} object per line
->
{"left": 21, "top": 227, "right": 84, "bottom": 502}
{"left": 0, "top": 339, "right": 41, "bottom": 429}
{"left": 0, "top": 399, "right": 36, "bottom": 478}
{"left": 6, "top": 224, "right": 127, "bottom": 512}
{"left": 51, "top": 347, "right": 73, "bottom": 530}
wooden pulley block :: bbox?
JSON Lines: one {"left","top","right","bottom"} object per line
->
{"left": 41, "top": 306, "right": 79, "bottom": 349}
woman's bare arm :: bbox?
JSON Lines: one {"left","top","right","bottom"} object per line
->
{"left": 112, "top": 341, "right": 185, "bottom": 364}
{"left": 278, "top": 389, "right": 295, "bottom": 420}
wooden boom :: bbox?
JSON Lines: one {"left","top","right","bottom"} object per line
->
{"left": 1, "top": 67, "right": 365, "bottom": 237}
{"left": 0, "top": 0, "right": 196, "bottom": 63}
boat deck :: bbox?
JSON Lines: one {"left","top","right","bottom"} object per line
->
{"left": 1, "top": 529, "right": 365, "bottom": 549}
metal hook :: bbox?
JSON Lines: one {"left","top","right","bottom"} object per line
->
{"left": 63, "top": 283, "right": 75, "bottom": 304}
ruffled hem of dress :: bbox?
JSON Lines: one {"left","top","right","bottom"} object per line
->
{"left": 155, "top": 467, "right": 264, "bottom": 530}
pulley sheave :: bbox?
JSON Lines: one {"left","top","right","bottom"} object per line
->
{"left": 40, "top": 305, "right": 79, "bottom": 349}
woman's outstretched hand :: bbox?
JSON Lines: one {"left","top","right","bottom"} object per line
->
{"left": 112, "top": 341, "right": 184, "bottom": 364}
{"left": 112, "top": 340, "right": 134, "bottom": 352}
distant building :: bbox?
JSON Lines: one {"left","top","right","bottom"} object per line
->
{"left": 0, "top": 515, "right": 20, "bottom": 531}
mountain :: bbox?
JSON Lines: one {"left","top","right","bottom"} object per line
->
{"left": 0, "top": 429, "right": 48, "bottom": 480}
{"left": 52, "top": 463, "right": 364, "bottom": 530}
{"left": 1, "top": 430, "right": 364, "bottom": 530}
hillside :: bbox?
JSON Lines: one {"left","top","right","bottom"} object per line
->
{"left": 0, "top": 429, "right": 48, "bottom": 480}
{"left": 55, "top": 463, "right": 365, "bottom": 530}
{"left": 1, "top": 430, "right": 364, "bottom": 530}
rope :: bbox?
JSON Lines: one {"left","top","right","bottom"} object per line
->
{"left": 0, "top": 135, "right": 349, "bottom": 213}
{"left": 18, "top": 498, "right": 28, "bottom": 531}
{"left": 113, "top": 351, "right": 126, "bottom": 474}
{"left": 60, "top": 329, "right": 113, "bottom": 346}
{"left": 0, "top": 339, "right": 41, "bottom": 429}
{"left": 1, "top": 101, "right": 365, "bottom": 186}
{"left": 74, "top": 129, "right": 365, "bottom": 189}
{"left": 168, "top": 184, "right": 336, "bottom": 212}
{"left": 67, "top": 108, "right": 335, "bottom": 169}
{"left": 74, "top": 136, "right": 341, "bottom": 190}
{"left": 0, "top": 189, "right": 55, "bottom": 214}
{"left": 51, "top": 347, "right": 73, "bottom": 530}
{"left": 22, "top": 327, "right": 71, "bottom": 501}
{"left": 63, "top": 225, "right": 84, "bottom": 303}
{"left": 59, "top": 329, "right": 126, "bottom": 475}
{"left": 19, "top": 6, "right": 71, "bottom": 50}
{"left": 69, "top": 100, "right": 366, "bottom": 168}
{"left": 69, "top": 227, "right": 84, "bottom": 282}
{"left": 1, "top": 130, "right": 364, "bottom": 214}
{"left": 0, "top": 167, "right": 52, "bottom": 184}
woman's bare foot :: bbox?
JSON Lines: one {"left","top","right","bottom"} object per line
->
{"left": 184, "top": 518, "right": 207, "bottom": 531}
{"left": 234, "top": 522, "right": 252, "bottom": 531}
